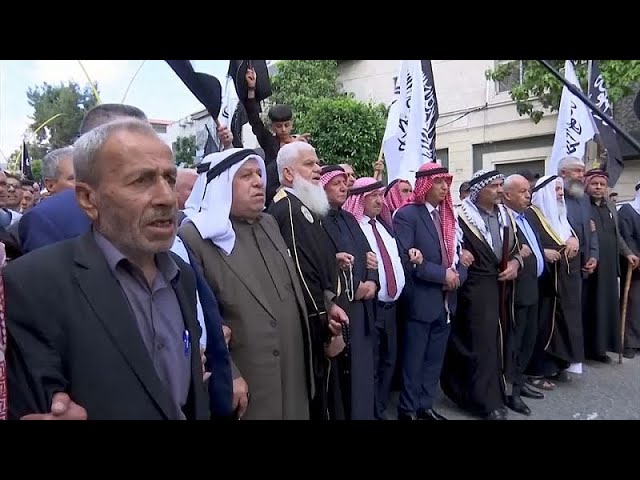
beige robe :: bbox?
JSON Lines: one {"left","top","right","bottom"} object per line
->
{"left": 180, "top": 213, "right": 313, "bottom": 420}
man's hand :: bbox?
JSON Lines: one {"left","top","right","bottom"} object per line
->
{"left": 498, "top": 259, "right": 520, "bottom": 282}
{"left": 355, "top": 280, "right": 377, "bottom": 301}
{"left": 408, "top": 248, "right": 423, "bottom": 266}
{"left": 336, "top": 252, "right": 355, "bottom": 270}
{"left": 21, "top": 393, "right": 87, "bottom": 420}
{"left": 232, "top": 377, "right": 249, "bottom": 419}
{"left": 366, "top": 252, "right": 378, "bottom": 269}
{"left": 582, "top": 257, "right": 598, "bottom": 275}
{"left": 520, "top": 245, "right": 532, "bottom": 258}
{"left": 445, "top": 268, "right": 460, "bottom": 290}
{"left": 201, "top": 347, "right": 211, "bottom": 382}
{"left": 373, "top": 160, "right": 385, "bottom": 176}
{"left": 627, "top": 254, "right": 640, "bottom": 270}
{"left": 544, "top": 249, "right": 562, "bottom": 263}
{"left": 245, "top": 68, "right": 256, "bottom": 89}
{"left": 216, "top": 125, "right": 234, "bottom": 149}
{"left": 324, "top": 335, "right": 346, "bottom": 358}
{"left": 460, "top": 249, "right": 474, "bottom": 268}
{"left": 222, "top": 325, "right": 231, "bottom": 349}
{"left": 328, "top": 304, "right": 348, "bottom": 336}
{"left": 566, "top": 237, "right": 580, "bottom": 259}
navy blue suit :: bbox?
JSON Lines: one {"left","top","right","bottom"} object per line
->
{"left": 393, "top": 204, "right": 467, "bottom": 416}
{"left": 19, "top": 189, "right": 91, "bottom": 255}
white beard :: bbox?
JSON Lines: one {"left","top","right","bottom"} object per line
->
{"left": 565, "top": 178, "right": 585, "bottom": 198}
{"left": 292, "top": 176, "right": 330, "bottom": 217}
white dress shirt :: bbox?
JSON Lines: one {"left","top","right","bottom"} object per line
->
{"left": 359, "top": 215, "right": 405, "bottom": 302}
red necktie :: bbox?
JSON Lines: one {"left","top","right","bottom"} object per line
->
{"left": 369, "top": 219, "right": 398, "bottom": 298}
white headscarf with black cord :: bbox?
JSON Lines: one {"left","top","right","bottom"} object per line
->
{"left": 183, "top": 148, "right": 266, "bottom": 255}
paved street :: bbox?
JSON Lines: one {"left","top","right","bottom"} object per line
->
{"left": 386, "top": 352, "right": 640, "bottom": 420}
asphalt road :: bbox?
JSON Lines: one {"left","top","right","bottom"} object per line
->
{"left": 385, "top": 352, "right": 640, "bottom": 420}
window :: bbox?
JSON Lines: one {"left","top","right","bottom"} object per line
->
{"left": 496, "top": 60, "right": 525, "bottom": 94}
{"left": 436, "top": 148, "right": 449, "bottom": 169}
{"left": 153, "top": 124, "right": 167, "bottom": 134}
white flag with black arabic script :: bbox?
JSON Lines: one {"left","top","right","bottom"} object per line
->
{"left": 383, "top": 60, "right": 439, "bottom": 185}
{"left": 546, "top": 60, "right": 597, "bottom": 175}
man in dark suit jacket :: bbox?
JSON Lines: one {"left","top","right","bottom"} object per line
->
{"left": 502, "top": 175, "right": 546, "bottom": 416}
{"left": 393, "top": 163, "right": 469, "bottom": 421}
{"left": 5, "top": 118, "right": 209, "bottom": 420}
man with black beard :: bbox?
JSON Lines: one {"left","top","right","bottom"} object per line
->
{"left": 268, "top": 142, "right": 349, "bottom": 420}
{"left": 555, "top": 156, "right": 598, "bottom": 379}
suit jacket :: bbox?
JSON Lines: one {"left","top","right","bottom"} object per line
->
{"left": 565, "top": 194, "right": 599, "bottom": 278}
{"left": 393, "top": 204, "right": 468, "bottom": 323}
{"left": 18, "top": 189, "right": 91, "bottom": 255}
{"left": 179, "top": 215, "right": 314, "bottom": 420}
{"left": 5, "top": 231, "right": 209, "bottom": 420}
{"left": 512, "top": 220, "right": 543, "bottom": 307}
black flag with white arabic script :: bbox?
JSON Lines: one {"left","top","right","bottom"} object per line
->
{"left": 421, "top": 60, "right": 439, "bottom": 162}
{"left": 22, "top": 142, "right": 33, "bottom": 180}
{"left": 588, "top": 60, "right": 624, "bottom": 186}
{"left": 165, "top": 60, "right": 222, "bottom": 120}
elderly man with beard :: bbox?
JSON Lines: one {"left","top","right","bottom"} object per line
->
{"left": 525, "top": 175, "right": 585, "bottom": 391}
{"left": 179, "top": 148, "right": 326, "bottom": 420}
{"left": 268, "top": 142, "right": 349, "bottom": 420}
{"left": 582, "top": 170, "right": 638, "bottom": 363}
{"left": 441, "top": 169, "right": 522, "bottom": 420}
{"left": 5, "top": 119, "right": 209, "bottom": 420}
{"left": 321, "top": 166, "right": 378, "bottom": 420}
{"left": 618, "top": 181, "right": 640, "bottom": 358}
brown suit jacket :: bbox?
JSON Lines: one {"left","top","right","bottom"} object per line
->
{"left": 179, "top": 213, "right": 314, "bottom": 419}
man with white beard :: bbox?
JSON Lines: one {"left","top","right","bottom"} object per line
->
{"left": 555, "top": 156, "right": 598, "bottom": 379}
{"left": 268, "top": 142, "right": 350, "bottom": 420}
{"left": 525, "top": 175, "right": 585, "bottom": 390}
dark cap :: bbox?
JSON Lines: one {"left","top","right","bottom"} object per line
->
{"left": 459, "top": 181, "right": 471, "bottom": 194}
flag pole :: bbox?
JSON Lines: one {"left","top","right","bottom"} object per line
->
{"left": 537, "top": 60, "right": 640, "bottom": 155}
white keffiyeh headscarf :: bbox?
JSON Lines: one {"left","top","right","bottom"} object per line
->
{"left": 532, "top": 175, "right": 574, "bottom": 242}
{"left": 632, "top": 180, "right": 640, "bottom": 216}
{"left": 185, "top": 148, "right": 266, "bottom": 255}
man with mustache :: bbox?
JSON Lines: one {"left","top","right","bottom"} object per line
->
{"left": 179, "top": 148, "right": 321, "bottom": 420}
{"left": 582, "top": 170, "right": 638, "bottom": 363}
{"left": 5, "top": 119, "right": 209, "bottom": 419}
{"left": 268, "top": 142, "right": 349, "bottom": 420}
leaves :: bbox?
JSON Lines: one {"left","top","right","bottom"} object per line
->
{"left": 270, "top": 61, "right": 386, "bottom": 176}
{"left": 173, "top": 135, "right": 197, "bottom": 166}
{"left": 27, "top": 81, "right": 99, "bottom": 148}
{"left": 486, "top": 60, "right": 640, "bottom": 123}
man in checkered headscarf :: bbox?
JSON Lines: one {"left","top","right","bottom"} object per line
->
{"left": 342, "top": 177, "right": 409, "bottom": 419}
{"left": 380, "top": 179, "right": 412, "bottom": 228}
{"left": 391, "top": 162, "right": 469, "bottom": 421}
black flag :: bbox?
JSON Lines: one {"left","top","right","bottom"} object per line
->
{"left": 227, "top": 60, "right": 272, "bottom": 107}
{"left": 230, "top": 102, "right": 248, "bottom": 148}
{"left": 203, "top": 124, "right": 217, "bottom": 156}
{"left": 588, "top": 60, "right": 624, "bottom": 185}
{"left": 22, "top": 142, "right": 33, "bottom": 180}
{"left": 421, "top": 60, "right": 439, "bottom": 163}
{"left": 165, "top": 60, "right": 222, "bottom": 120}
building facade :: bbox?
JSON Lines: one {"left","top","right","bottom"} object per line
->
{"left": 336, "top": 60, "right": 640, "bottom": 201}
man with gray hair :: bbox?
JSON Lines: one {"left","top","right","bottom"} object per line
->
{"left": 441, "top": 169, "right": 523, "bottom": 420}
{"left": 42, "top": 147, "right": 75, "bottom": 195}
{"left": 5, "top": 118, "right": 209, "bottom": 420}
{"left": 268, "top": 141, "right": 350, "bottom": 420}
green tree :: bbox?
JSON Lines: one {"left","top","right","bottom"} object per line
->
{"left": 30, "top": 159, "right": 44, "bottom": 183}
{"left": 297, "top": 97, "right": 388, "bottom": 175}
{"left": 270, "top": 60, "right": 388, "bottom": 176}
{"left": 173, "top": 135, "right": 197, "bottom": 166}
{"left": 485, "top": 60, "right": 640, "bottom": 123}
{"left": 27, "top": 81, "right": 99, "bottom": 149}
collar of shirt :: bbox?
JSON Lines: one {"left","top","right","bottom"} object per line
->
{"left": 93, "top": 229, "right": 180, "bottom": 284}
{"left": 425, "top": 202, "right": 438, "bottom": 215}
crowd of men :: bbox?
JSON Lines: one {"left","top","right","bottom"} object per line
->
{"left": 0, "top": 67, "right": 639, "bottom": 421}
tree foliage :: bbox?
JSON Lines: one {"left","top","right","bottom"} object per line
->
{"left": 270, "top": 60, "right": 388, "bottom": 176}
{"left": 485, "top": 60, "right": 640, "bottom": 123}
{"left": 30, "top": 159, "right": 43, "bottom": 183}
{"left": 173, "top": 135, "right": 197, "bottom": 166}
{"left": 27, "top": 81, "right": 99, "bottom": 148}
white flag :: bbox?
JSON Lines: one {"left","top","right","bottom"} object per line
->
{"left": 219, "top": 74, "right": 239, "bottom": 129}
{"left": 383, "top": 60, "right": 438, "bottom": 185}
{"left": 546, "top": 60, "right": 597, "bottom": 175}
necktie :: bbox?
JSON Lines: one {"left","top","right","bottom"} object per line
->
{"left": 431, "top": 208, "right": 449, "bottom": 267}
{"left": 369, "top": 219, "right": 397, "bottom": 298}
